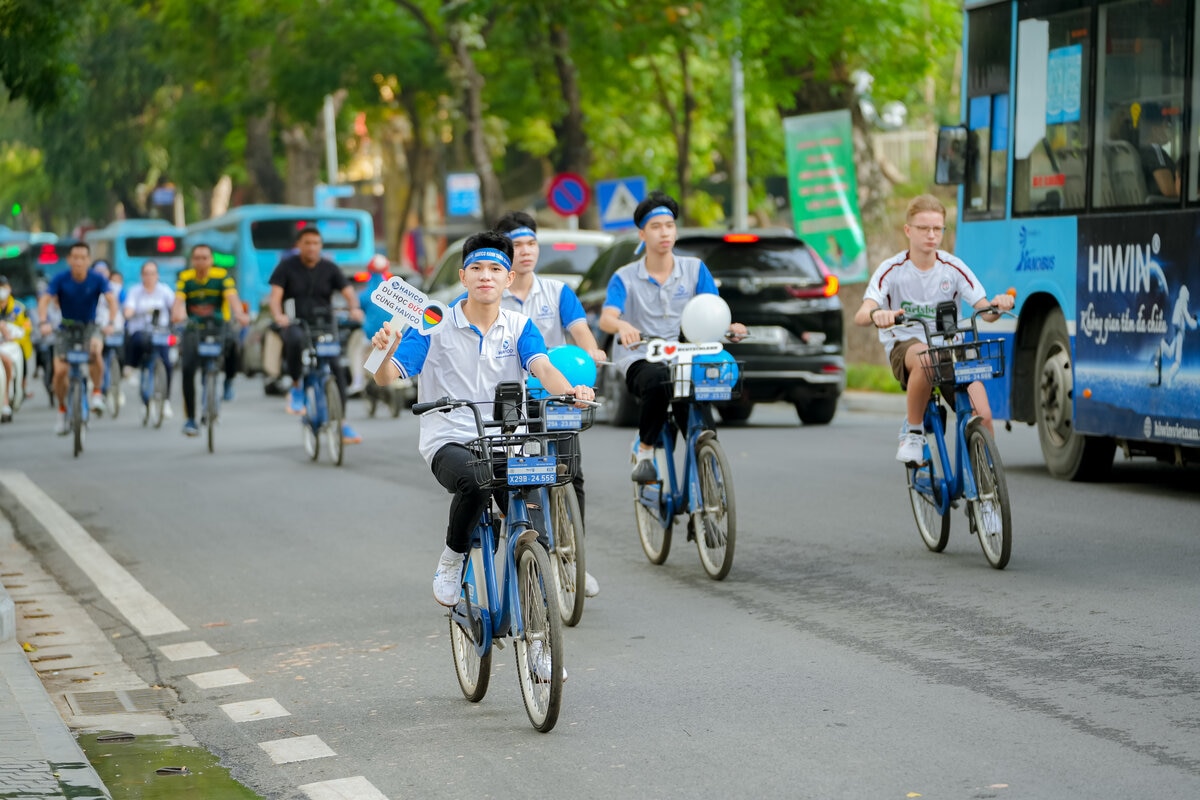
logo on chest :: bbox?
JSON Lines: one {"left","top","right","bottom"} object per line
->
{"left": 494, "top": 337, "right": 516, "bottom": 359}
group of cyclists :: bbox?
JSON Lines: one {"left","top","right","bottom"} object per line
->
{"left": 16, "top": 225, "right": 366, "bottom": 443}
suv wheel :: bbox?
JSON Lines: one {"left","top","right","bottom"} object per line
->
{"left": 715, "top": 400, "right": 753, "bottom": 424}
{"left": 601, "top": 366, "right": 639, "bottom": 427}
{"left": 795, "top": 397, "right": 838, "bottom": 425}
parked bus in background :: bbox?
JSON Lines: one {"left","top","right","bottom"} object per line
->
{"left": 184, "top": 205, "right": 376, "bottom": 391}
{"left": 86, "top": 219, "right": 187, "bottom": 287}
{"left": 936, "top": 0, "right": 1200, "bottom": 480}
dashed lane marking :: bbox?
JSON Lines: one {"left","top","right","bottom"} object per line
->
{"left": 220, "top": 698, "right": 290, "bottom": 723}
{"left": 158, "top": 641, "right": 219, "bottom": 661}
{"left": 259, "top": 734, "right": 336, "bottom": 764}
{"left": 299, "top": 776, "right": 390, "bottom": 799}
{"left": 0, "top": 471, "right": 187, "bottom": 637}
{"left": 187, "top": 668, "right": 252, "bottom": 689}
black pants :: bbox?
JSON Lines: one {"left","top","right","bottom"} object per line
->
{"left": 282, "top": 323, "right": 347, "bottom": 406}
{"left": 125, "top": 331, "right": 173, "bottom": 396}
{"left": 180, "top": 330, "right": 238, "bottom": 419}
{"left": 432, "top": 443, "right": 508, "bottom": 554}
{"left": 626, "top": 359, "right": 711, "bottom": 448}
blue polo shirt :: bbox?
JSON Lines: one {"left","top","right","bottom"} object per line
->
{"left": 47, "top": 270, "right": 113, "bottom": 324}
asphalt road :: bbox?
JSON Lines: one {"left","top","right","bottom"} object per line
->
{"left": 4, "top": 383, "right": 1199, "bottom": 799}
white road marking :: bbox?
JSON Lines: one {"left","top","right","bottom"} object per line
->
{"left": 299, "top": 776, "right": 390, "bottom": 800}
{"left": 0, "top": 471, "right": 187, "bottom": 637}
{"left": 187, "top": 668, "right": 252, "bottom": 688}
{"left": 220, "top": 698, "right": 290, "bottom": 723}
{"left": 158, "top": 641, "right": 218, "bottom": 661}
{"left": 259, "top": 734, "right": 336, "bottom": 764}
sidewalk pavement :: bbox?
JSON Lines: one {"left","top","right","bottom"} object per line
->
{"left": 1, "top": 522, "right": 110, "bottom": 800}
{"left": 840, "top": 389, "right": 907, "bottom": 416}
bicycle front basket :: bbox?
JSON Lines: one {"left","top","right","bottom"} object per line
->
{"left": 921, "top": 338, "right": 1005, "bottom": 392}
{"left": 467, "top": 432, "right": 578, "bottom": 489}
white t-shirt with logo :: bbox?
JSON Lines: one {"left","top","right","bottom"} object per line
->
{"left": 390, "top": 300, "right": 549, "bottom": 465}
{"left": 500, "top": 275, "right": 588, "bottom": 349}
{"left": 864, "top": 250, "right": 987, "bottom": 355}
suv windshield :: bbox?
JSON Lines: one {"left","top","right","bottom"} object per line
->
{"left": 674, "top": 236, "right": 823, "bottom": 280}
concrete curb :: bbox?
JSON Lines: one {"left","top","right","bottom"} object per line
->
{"left": 0, "top": 579, "right": 13, "bottom": 643}
{"left": 840, "top": 390, "right": 907, "bottom": 416}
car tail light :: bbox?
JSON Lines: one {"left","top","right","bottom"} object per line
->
{"left": 37, "top": 244, "right": 58, "bottom": 264}
{"left": 785, "top": 275, "right": 839, "bottom": 298}
{"left": 821, "top": 364, "right": 843, "bottom": 374}
{"left": 157, "top": 236, "right": 178, "bottom": 254}
{"left": 551, "top": 242, "right": 577, "bottom": 251}
{"left": 723, "top": 233, "right": 759, "bottom": 243}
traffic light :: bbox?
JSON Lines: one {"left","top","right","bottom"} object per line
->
{"left": 10, "top": 203, "right": 20, "bottom": 217}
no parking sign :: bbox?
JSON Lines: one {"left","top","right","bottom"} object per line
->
{"left": 546, "top": 173, "right": 590, "bottom": 218}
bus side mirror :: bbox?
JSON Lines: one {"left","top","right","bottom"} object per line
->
{"left": 935, "top": 126, "right": 968, "bottom": 186}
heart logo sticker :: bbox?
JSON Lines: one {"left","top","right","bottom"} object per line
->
{"left": 664, "top": 345, "right": 677, "bottom": 355}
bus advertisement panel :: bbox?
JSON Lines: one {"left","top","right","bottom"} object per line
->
{"left": 1074, "top": 214, "right": 1200, "bottom": 447}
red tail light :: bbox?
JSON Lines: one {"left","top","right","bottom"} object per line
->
{"left": 353, "top": 271, "right": 370, "bottom": 283}
{"left": 723, "top": 233, "right": 759, "bottom": 243}
{"left": 37, "top": 244, "right": 58, "bottom": 264}
{"left": 821, "top": 364, "right": 843, "bottom": 374}
{"left": 785, "top": 275, "right": 839, "bottom": 299}
{"left": 551, "top": 242, "right": 578, "bottom": 251}
{"left": 168, "top": 334, "right": 178, "bottom": 347}
{"left": 157, "top": 236, "right": 178, "bottom": 254}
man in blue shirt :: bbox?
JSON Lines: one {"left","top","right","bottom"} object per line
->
{"left": 37, "top": 242, "right": 119, "bottom": 434}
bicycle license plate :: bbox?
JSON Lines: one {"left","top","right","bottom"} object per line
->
{"left": 693, "top": 383, "right": 733, "bottom": 401}
{"left": 953, "top": 361, "right": 994, "bottom": 382}
{"left": 545, "top": 403, "right": 582, "bottom": 430}
{"left": 196, "top": 342, "right": 223, "bottom": 357}
{"left": 151, "top": 332, "right": 171, "bottom": 346}
{"left": 66, "top": 349, "right": 90, "bottom": 365}
{"left": 105, "top": 334, "right": 124, "bottom": 347}
{"left": 507, "top": 456, "right": 557, "bottom": 485}
{"left": 315, "top": 341, "right": 341, "bottom": 358}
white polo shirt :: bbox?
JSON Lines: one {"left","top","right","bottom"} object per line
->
{"left": 603, "top": 255, "right": 719, "bottom": 375}
{"left": 501, "top": 275, "right": 588, "bottom": 348}
{"left": 864, "top": 249, "right": 987, "bottom": 355}
{"left": 123, "top": 283, "right": 177, "bottom": 334}
{"left": 391, "top": 300, "right": 549, "bottom": 464}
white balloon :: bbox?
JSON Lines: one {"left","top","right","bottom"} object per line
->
{"left": 680, "top": 294, "right": 732, "bottom": 343}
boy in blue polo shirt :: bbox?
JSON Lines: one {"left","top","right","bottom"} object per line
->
{"left": 369, "top": 230, "right": 595, "bottom": 609}
{"left": 599, "top": 192, "right": 746, "bottom": 481}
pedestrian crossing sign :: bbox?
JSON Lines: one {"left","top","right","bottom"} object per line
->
{"left": 597, "top": 177, "right": 647, "bottom": 232}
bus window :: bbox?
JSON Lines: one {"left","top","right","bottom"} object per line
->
{"left": 1013, "top": 8, "right": 1091, "bottom": 214}
{"left": 964, "top": 2, "right": 1011, "bottom": 219}
{"left": 125, "top": 235, "right": 183, "bottom": 258}
{"left": 1094, "top": 0, "right": 1185, "bottom": 208}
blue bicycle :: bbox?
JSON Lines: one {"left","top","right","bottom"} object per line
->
{"left": 899, "top": 303, "right": 1013, "bottom": 569}
{"left": 192, "top": 319, "right": 225, "bottom": 453}
{"left": 100, "top": 328, "right": 125, "bottom": 419}
{"left": 631, "top": 343, "right": 740, "bottom": 580}
{"left": 58, "top": 323, "right": 92, "bottom": 458}
{"left": 297, "top": 316, "right": 346, "bottom": 466}
{"left": 414, "top": 389, "right": 597, "bottom": 732}
{"left": 138, "top": 314, "right": 173, "bottom": 429}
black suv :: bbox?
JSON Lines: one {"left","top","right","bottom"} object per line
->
{"left": 575, "top": 229, "right": 845, "bottom": 425}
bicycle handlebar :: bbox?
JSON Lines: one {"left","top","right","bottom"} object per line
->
{"left": 892, "top": 304, "right": 1013, "bottom": 344}
{"left": 412, "top": 394, "right": 600, "bottom": 435}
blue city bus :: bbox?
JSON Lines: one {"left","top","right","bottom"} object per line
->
{"left": 86, "top": 219, "right": 187, "bottom": 287}
{"left": 937, "top": 0, "right": 1200, "bottom": 479}
{"left": 183, "top": 204, "right": 375, "bottom": 312}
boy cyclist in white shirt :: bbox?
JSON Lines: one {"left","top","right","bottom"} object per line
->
{"left": 369, "top": 231, "right": 595, "bottom": 608}
{"left": 855, "top": 194, "right": 1014, "bottom": 463}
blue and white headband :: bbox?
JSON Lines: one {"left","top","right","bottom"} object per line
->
{"left": 637, "top": 206, "right": 675, "bottom": 229}
{"left": 462, "top": 247, "right": 513, "bottom": 271}
{"left": 505, "top": 226, "right": 537, "bottom": 242}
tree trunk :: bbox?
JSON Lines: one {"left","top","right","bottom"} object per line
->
{"left": 450, "top": 28, "right": 503, "bottom": 223}
{"left": 675, "top": 46, "right": 695, "bottom": 222}
{"left": 243, "top": 55, "right": 285, "bottom": 205}
{"left": 282, "top": 124, "right": 320, "bottom": 206}
{"left": 549, "top": 21, "right": 595, "bottom": 227}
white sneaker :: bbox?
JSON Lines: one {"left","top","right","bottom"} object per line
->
{"left": 54, "top": 411, "right": 69, "bottom": 436}
{"left": 584, "top": 572, "right": 599, "bottom": 598}
{"left": 90, "top": 392, "right": 106, "bottom": 416}
{"left": 162, "top": 400, "right": 174, "bottom": 420}
{"left": 528, "top": 640, "right": 567, "bottom": 683}
{"left": 432, "top": 549, "right": 465, "bottom": 607}
{"left": 896, "top": 431, "right": 926, "bottom": 463}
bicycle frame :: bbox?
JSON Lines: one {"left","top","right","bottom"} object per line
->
{"left": 300, "top": 322, "right": 341, "bottom": 432}
{"left": 640, "top": 403, "right": 712, "bottom": 527}
{"left": 920, "top": 388, "right": 982, "bottom": 515}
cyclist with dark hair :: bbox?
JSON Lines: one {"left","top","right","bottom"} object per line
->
{"left": 599, "top": 191, "right": 746, "bottom": 482}
{"left": 268, "top": 225, "right": 365, "bottom": 444}
{"left": 368, "top": 230, "right": 596, "bottom": 608}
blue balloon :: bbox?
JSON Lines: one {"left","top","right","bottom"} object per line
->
{"left": 526, "top": 375, "right": 549, "bottom": 399}
{"left": 547, "top": 344, "right": 596, "bottom": 388}
{"left": 691, "top": 350, "right": 739, "bottom": 385}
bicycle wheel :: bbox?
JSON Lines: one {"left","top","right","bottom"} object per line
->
{"left": 632, "top": 452, "right": 671, "bottom": 565}
{"left": 548, "top": 485, "right": 586, "bottom": 627}
{"left": 324, "top": 374, "right": 344, "bottom": 466}
{"left": 908, "top": 451, "right": 950, "bottom": 553}
{"left": 69, "top": 378, "right": 84, "bottom": 458}
{"left": 151, "top": 359, "right": 167, "bottom": 429}
{"left": 204, "top": 369, "right": 218, "bottom": 453}
{"left": 449, "top": 616, "right": 491, "bottom": 702}
{"left": 693, "top": 438, "right": 736, "bottom": 580}
{"left": 966, "top": 420, "right": 1012, "bottom": 569}
{"left": 303, "top": 381, "right": 319, "bottom": 461}
{"left": 514, "top": 541, "right": 563, "bottom": 732}
{"left": 104, "top": 350, "right": 120, "bottom": 419}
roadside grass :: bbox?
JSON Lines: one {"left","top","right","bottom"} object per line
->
{"left": 846, "top": 363, "right": 903, "bottom": 393}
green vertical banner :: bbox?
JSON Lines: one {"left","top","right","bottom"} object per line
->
{"left": 783, "top": 110, "right": 868, "bottom": 283}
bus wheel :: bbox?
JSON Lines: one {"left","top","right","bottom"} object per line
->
{"left": 1035, "top": 308, "right": 1114, "bottom": 481}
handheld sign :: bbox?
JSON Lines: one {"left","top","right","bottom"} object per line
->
{"left": 364, "top": 276, "right": 449, "bottom": 375}
{"left": 642, "top": 338, "right": 724, "bottom": 363}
